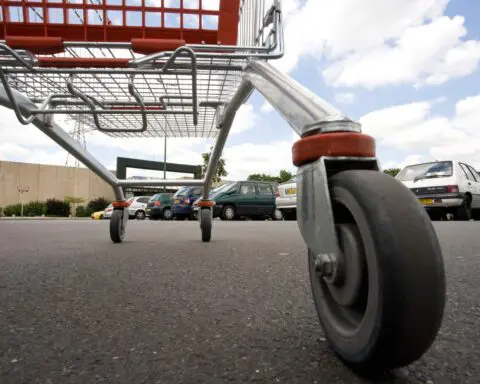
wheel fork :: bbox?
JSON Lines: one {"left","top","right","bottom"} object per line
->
{"left": 297, "top": 156, "right": 379, "bottom": 279}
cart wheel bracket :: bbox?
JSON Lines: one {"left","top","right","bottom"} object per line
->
{"left": 297, "top": 156, "right": 379, "bottom": 262}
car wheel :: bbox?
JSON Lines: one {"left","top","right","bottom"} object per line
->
{"left": 135, "top": 210, "right": 146, "bottom": 220}
{"left": 221, "top": 205, "right": 235, "bottom": 221}
{"left": 455, "top": 195, "right": 472, "bottom": 221}
{"left": 162, "top": 208, "right": 173, "bottom": 220}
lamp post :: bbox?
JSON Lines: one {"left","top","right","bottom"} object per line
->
{"left": 17, "top": 185, "right": 30, "bottom": 217}
{"left": 163, "top": 136, "right": 167, "bottom": 192}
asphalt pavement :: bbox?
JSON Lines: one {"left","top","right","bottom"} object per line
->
{"left": 0, "top": 220, "right": 479, "bottom": 384}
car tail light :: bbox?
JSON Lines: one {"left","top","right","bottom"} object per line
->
{"left": 275, "top": 188, "right": 280, "bottom": 197}
{"left": 154, "top": 201, "right": 161, "bottom": 206}
{"left": 447, "top": 185, "right": 459, "bottom": 193}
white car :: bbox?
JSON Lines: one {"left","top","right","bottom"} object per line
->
{"left": 103, "top": 203, "right": 113, "bottom": 219}
{"left": 275, "top": 176, "right": 297, "bottom": 220}
{"left": 395, "top": 160, "right": 480, "bottom": 220}
{"left": 126, "top": 196, "right": 152, "bottom": 220}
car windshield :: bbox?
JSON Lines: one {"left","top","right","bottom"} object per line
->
{"left": 149, "top": 194, "right": 160, "bottom": 201}
{"left": 211, "top": 182, "right": 237, "bottom": 194}
{"left": 396, "top": 161, "right": 453, "bottom": 182}
{"left": 174, "top": 187, "right": 189, "bottom": 197}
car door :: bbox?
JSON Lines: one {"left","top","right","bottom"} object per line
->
{"left": 236, "top": 182, "right": 257, "bottom": 216}
{"left": 256, "top": 183, "right": 275, "bottom": 215}
{"left": 464, "top": 163, "right": 480, "bottom": 208}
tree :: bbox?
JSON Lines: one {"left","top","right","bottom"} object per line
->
{"left": 247, "top": 173, "right": 279, "bottom": 182}
{"left": 279, "top": 169, "right": 294, "bottom": 183}
{"left": 383, "top": 168, "right": 401, "bottom": 177}
{"left": 201, "top": 146, "right": 228, "bottom": 183}
{"left": 247, "top": 169, "right": 294, "bottom": 183}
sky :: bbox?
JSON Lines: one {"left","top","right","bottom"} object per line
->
{"left": 1, "top": 0, "right": 480, "bottom": 180}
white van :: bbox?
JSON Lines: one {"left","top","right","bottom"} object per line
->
{"left": 395, "top": 160, "right": 480, "bottom": 220}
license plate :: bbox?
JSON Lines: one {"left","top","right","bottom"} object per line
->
{"left": 174, "top": 199, "right": 180, "bottom": 204}
{"left": 419, "top": 198, "right": 434, "bottom": 205}
{"left": 285, "top": 188, "right": 296, "bottom": 195}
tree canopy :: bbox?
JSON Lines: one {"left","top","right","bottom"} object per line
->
{"left": 247, "top": 169, "right": 294, "bottom": 183}
{"left": 201, "top": 147, "right": 228, "bottom": 183}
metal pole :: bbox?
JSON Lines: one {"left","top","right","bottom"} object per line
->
{"left": 163, "top": 137, "right": 167, "bottom": 192}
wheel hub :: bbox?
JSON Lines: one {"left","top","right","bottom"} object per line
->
{"left": 314, "top": 224, "right": 365, "bottom": 308}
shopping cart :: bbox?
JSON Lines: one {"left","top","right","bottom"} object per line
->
{"left": 0, "top": 0, "right": 446, "bottom": 375}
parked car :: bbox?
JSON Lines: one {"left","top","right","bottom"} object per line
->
{"left": 172, "top": 186, "right": 203, "bottom": 220}
{"left": 395, "top": 160, "right": 480, "bottom": 220}
{"left": 127, "top": 196, "right": 152, "bottom": 220}
{"left": 103, "top": 203, "right": 113, "bottom": 219}
{"left": 146, "top": 193, "right": 174, "bottom": 220}
{"left": 193, "top": 181, "right": 282, "bottom": 221}
{"left": 275, "top": 176, "right": 297, "bottom": 220}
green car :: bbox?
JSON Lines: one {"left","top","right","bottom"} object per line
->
{"left": 145, "top": 193, "right": 174, "bottom": 220}
{"left": 193, "top": 181, "right": 281, "bottom": 221}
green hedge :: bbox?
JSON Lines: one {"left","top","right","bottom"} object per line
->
{"left": 46, "top": 198, "right": 71, "bottom": 217}
{"left": 1, "top": 196, "right": 111, "bottom": 217}
{"left": 24, "top": 201, "right": 47, "bottom": 217}
{"left": 4, "top": 203, "right": 22, "bottom": 216}
{"left": 88, "top": 197, "right": 110, "bottom": 212}
{"left": 76, "top": 206, "right": 94, "bottom": 217}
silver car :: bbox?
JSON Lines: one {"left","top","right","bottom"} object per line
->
{"left": 126, "top": 196, "right": 151, "bottom": 220}
{"left": 275, "top": 176, "right": 297, "bottom": 220}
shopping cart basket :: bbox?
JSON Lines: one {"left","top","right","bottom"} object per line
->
{"left": 0, "top": 0, "right": 446, "bottom": 374}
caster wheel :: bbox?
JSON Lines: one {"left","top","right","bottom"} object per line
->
{"left": 110, "top": 209, "right": 126, "bottom": 243}
{"left": 200, "top": 208, "right": 212, "bottom": 242}
{"left": 309, "top": 170, "right": 446, "bottom": 374}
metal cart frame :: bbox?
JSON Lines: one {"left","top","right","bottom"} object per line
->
{"left": 0, "top": 0, "right": 446, "bottom": 375}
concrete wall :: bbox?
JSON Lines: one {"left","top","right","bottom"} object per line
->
{"left": 0, "top": 160, "right": 115, "bottom": 207}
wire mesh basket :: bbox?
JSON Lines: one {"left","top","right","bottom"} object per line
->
{"left": 0, "top": 0, "right": 284, "bottom": 138}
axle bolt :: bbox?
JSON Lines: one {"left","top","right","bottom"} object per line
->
{"left": 314, "top": 254, "right": 334, "bottom": 277}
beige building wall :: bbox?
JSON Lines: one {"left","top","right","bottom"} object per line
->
{"left": 0, "top": 160, "right": 115, "bottom": 207}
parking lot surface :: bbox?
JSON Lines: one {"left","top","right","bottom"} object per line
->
{"left": 0, "top": 220, "right": 479, "bottom": 384}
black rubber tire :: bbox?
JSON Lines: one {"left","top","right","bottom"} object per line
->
{"left": 109, "top": 210, "right": 125, "bottom": 243}
{"left": 309, "top": 170, "right": 446, "bottom": 374}
{"left": 162, "top": 208, "right": 173, "bottom": 221}
{"left": 455, "top": 195, "right": 472, "bottom": 221}
{"left": 220, "top": 205, "right": 235, "bottom": 221}
{"left": 200, "top": 208, "right": 212, "bottom": 242}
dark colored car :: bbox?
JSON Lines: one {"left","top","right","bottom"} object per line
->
{"left": 146, "top": 193, "right": 174, "bottom": 220}
{"left": 193, "top": 181, "right": 279, "bottom": 221}
{"left": 171, "top": 186, "right": 203, "bottom": 220}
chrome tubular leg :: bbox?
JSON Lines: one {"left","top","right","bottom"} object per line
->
{"left": 201, "top": 81, "right": 254, "bottom": 199}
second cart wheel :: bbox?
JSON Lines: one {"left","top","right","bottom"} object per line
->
{"left": 200, "top": 208, "right": 212, "bottom": 242}
{"left": 110, "top": 209, "right": 126, "bottom": 243}
{"left": 308, "top": 170, "right": 445, "bottom": 374}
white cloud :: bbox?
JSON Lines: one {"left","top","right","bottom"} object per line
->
{"left": 274, "top": 0, "right": 480, "bottom": 89}
{"left": 260, "top": 101, "right": 274, "bottom": 113}
{"left": 360, "top": 94, "right": 480, "bottom": 169}
{"left": 334, "top": 92, "right": 355, "bottom": 104}
{"left": 323, "top": 16, "right": 480, "bottom": 88}
{"left": 230, "top": 104, "right": 259, "bottom": 134}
